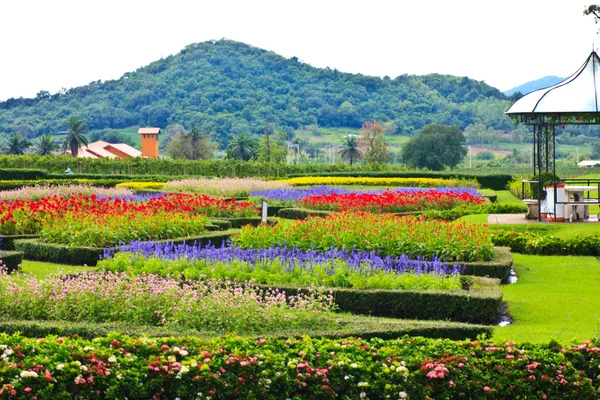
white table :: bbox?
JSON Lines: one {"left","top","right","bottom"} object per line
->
{"left": 563, "top": 186, "right": 598, "bottom": 221}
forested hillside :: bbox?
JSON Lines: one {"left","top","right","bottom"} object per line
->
{"left": 0, "top": 40, "right": 513, "bottom": 147}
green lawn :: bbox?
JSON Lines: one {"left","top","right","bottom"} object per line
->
{"left": 494, "top": 254, "right": 600, "bottom": 343}
{"left": 19, "top": 260, "right": 95, "bottom": 280}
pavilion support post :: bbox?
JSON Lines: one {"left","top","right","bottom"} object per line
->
{"left": 552, "top": 125, "right": 557, "bottom": 222}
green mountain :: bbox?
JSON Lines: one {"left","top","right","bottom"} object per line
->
{"left": 0, "top": 40, "right": 512, "bottom": 147}
{"left": 504, "top": 76, "right": 565, "bottom": 96}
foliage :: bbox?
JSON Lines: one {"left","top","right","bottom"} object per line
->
{"left": 1, "top": 333, "right": 600, "bottom": 398}
{"left": 226, "top": 133, "right": 258, "bottom": 161}
{"left": 165, "top": 126, "right": 216, "bottom": 160}
{"left": 338, "top": 135, "right": 362, "bottom": 165}
{"left": 33, "top": 134, "right": 60, "bottom": 156}
{"left": 401, "top": 124, "right": 468, "bottom": 170}
{"left": 490, "top": 228, "right": 600, "bottom": 256}
{"left": 63, "top": 116, "right": 89, "bottom": 157}
{"left": 0, "top": 40, "right": 511, "bottom": 146}
{"left": 233, "top": 212, "right": 494, "bottom": 262}
{"left": 359, "top": 121, "right": 390, "bottom": 164}
{"left": 2, "top": 133, "right": 31, "bottom": 155}
{"left": 257, "top": 129, "right": 287, "bottom": 164}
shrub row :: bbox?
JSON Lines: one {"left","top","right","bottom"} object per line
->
{"left": 461, "top": 247, "right": 513, "bottom": 282}
{"left": 0, "top": 179, "right": 125, "bottom": 190}
{"left": 0, "top": 234, "right": 39, "bottom": 250}
{"left": 0, "top": 317, "right": 491, "bottom": 341}
{"left": 13, "top": 230, "right": 242, "bottom": 266}
{"left": 0, "top": 333, "right": 597, "bottom": 399}
{"left": 257, "top": 277, "right": 503, "bottom": 325}
{"left": 491, "top": 229, "right": 600, "bottom": 256}
{"left": 278, "top": 207, "right": 332, "bottom": 219}
{"left": 0, "top": 168, "right": 48, "bottom": 180}
{"left": 0, "top": 250, "right": 23, "bottom": 272}
{"left": 286, "top": 171, "right": 513, "bottom": 190}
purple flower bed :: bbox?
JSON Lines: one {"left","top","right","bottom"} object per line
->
{"left": 105, "top": 240, "right": 465, "bottom": 277}
{"left": 251, "top": 185, "right": 480, "bottom": 203}
{"left": 97, "top": 192, "right": 167, "bottom": 202}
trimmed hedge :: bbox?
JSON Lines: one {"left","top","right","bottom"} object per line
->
{"left": 0, "top": 179, "right": 126, "bottom": 190}
{"left": 286, "top": 171, "right": 513, "bottom": 190}
{"left": 278, "top": 207, "right": 333, "bottom": 219}
{"left": 0, "top": 234, "right": 39, "bottom": 250}
{"left": 0, "top": 168, "right": 48, "bottom": 180}
{"left": 0, "top": 250, "right": 23, "bottom": 272}
{"left": 256, "top": 276, "right": 503, "bottom": 325}
{"left": 491, "top": 229, "right": 600, "bottom": 256}
{"left": 2, "top": 333, "right": 598, "bottom": 399}
{"left": 462, "top": 247, "right": 513, "bottom": 282}
{"left": 0, "top": 317, "right": 491, "bottom": 341}
{"left": 15, "top": 231, "right": 241, "bottom": 265}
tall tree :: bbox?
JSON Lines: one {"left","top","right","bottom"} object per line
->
{"left": 2, "top": 133, "right": 31, "bottom": 155}
{"left": 227, "top": 133, "right": 257, "bottom": 161}
{"left": 257, "top": 129, "right": 287, "bottom": 164}
{"left": 338, "top": 135, "right": 362, "bottom": 165}
{"left": 166, "top": 125, "right": 215, "bottom": 160}
{"left": 34, "top": 134, "right": 60, "bottom": 156}
{"left": 359, "top": 121, "right": 390, "bottom": 164}
{"left": 63, "top": 117, "right": 89, "bottom": 157}
{"left": 401, "top": 124, "right": 467, "bottom": 171}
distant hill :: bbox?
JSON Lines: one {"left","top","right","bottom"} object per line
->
{"left": 0, "top": 40, "right": 512, "bottom": 147}
{"left": 504, "top": 76, "right": 565, "bottom": 96}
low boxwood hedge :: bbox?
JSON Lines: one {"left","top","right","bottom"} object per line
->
{"left": 462, "top": 246, "right": 513, "bottom": 282}
{"left": 278, "top": 207, "right": 332, "bottom": 219}
{"left": 0, "top": 250, "right": 23, "bottom": 272}
{"left": 0, "top": 317, "right": 491, "bottom": 341}
{"left": 15, "top": 230, "right": 241, "bottom": 266}
{"left": 0, "top": 234, "right": 39, "bottom": 250}
{"left": 256, "top": 276, "right": 502, "bottom": 325}
{"left": 1, "top": 333, "right": 597, "bottom": 399}
{"left": 491, "top": 229, "right": 600, "bottom": 256}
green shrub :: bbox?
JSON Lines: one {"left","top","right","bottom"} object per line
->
{"left": 0, "top": 168, "right": 49, "bottom": 180}
{"left": 278, "top": 208, "right": 332, "bottom": 219}
{"left": 0, "top": 318, "right": 491, "bottom": 341}
{"left": 1, "top": 333, "right": 598, "bottom": 398}
{"left": 0, "top": 251, "right": 23, "bottom": 272}
{"left": 491, "top": 229, "right": 600, "bottom": 256}
{"left": 0, "top": 234, "right": 39, "bottom": 250}
{"left": 14, "top": 239, "right": 106, "bottom": 266}
{"left": 462, "top": 247, "right": 513, "bottom": 282}
{"left": 255, "top": 276, "right": 502, "bottom": 324}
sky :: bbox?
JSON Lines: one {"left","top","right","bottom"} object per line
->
{"left": 0, "top": 0, "right": 598, "bottom": 101}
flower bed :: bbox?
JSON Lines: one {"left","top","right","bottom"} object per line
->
{"left": 101, "top": 241, "right": 465, "bottom": 291}
{"left": 234, "top": 212, "right": 494, "bottom": 262}
{"left": 162, "top": 178, "right": 291, "bottom": 197}
{"left": 279, "top": 176, "right": 480, "bottom": 188}
{"left": 0, "top": 184, "right": 134, "bottom": 201}
{"left": 0, "top": 193, "right": 257, "bottom": 237}
{"left": 0, "top": 271, "right": 336, "bottom": 335}
{"left": 299, "top": 189, "right": 485, "bottom": 213}
{"left": 0, "top": 333, "right": 597, "bottom": 399}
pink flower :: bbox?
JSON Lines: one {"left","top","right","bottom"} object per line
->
{"left": 24, "top": 388, "right": 32, "bottom": 393}
{"left": 449, "top": 380, "right": 455, "bottom": 387}
{"left": 483, "top": 386, "right": 490, "bottom": 392}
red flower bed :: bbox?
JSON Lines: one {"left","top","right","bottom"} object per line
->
{"left": 0, "top": 193, "right": 258, "bottom": 236}
{"left": 299, "top": 190, "right": 484, "bottom": 213}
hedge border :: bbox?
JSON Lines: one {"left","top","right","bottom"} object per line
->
{"left": 0, "top": 318, "right": 491, "bottom": 341}
{"left": 15, "top": 230, "right": 241, "bottom": 266}
{"left": 0, "top": 234, "right": 39, "bottom": 250}
{"left": 256, "top": 276, "right": 503, "bottom": 325}
{"left": 462, "top": 247, "right": 513, "bottom": 282}
{"left": 0, "top": 250, "right": 23, "bottom": 272}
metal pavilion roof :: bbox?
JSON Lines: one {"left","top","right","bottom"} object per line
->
{"left": 506, "top": 51, "right": 600, "bottom": 123}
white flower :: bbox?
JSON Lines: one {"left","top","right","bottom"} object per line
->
{"left": 4, "top": 349, "right": 13, "bottom": 356}
{"left": 360, "top": 393, "right": 367, "bottom": 399}
{"left": 80, "top": 365, "right": 88, "bottom": 372}
{"left": 180, "top": 350, "right": 189, "bottom": 356}
{"left": 20, "top": 370, "right": 38, "bottom": 378}
{"left": 108, "top": 356, "right": 117, "bottom": 363}
{"left": 0, "top": 345, "right": 6, "bottom": 350}
{"left": 358, "top": 382, "right": 369, "bottom": 387}
{"left": 264, "top": 378, "right": 272, "bottom": 385}
{"left": 180, "top": 365, "right": 190, "bottom": 374}
{"left": 83, "top": 346, "right": 94, "bottom": 351}
{"left": 56, "top": 364, "right": 64, "bottom": 371}
{"left": 399, "top": 391, "right": 408, "bottom": 399}
{"left": 350, "top": 363, "right": 359, "bottom": 368}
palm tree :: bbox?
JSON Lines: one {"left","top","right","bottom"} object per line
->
{"left": 227, "top": 133, "right": 257, "bottom": 161}
{"left": 34, "top": 134, "right": 60, "bottom": 156}
{"left": 2, "top": 133, "right": 31, "bottom": 155}
{"left": 339, "top": 135, "right": 362, "bottom": 165}
{"left": 63, "top": 117, "right": 88, "bottom": 157}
